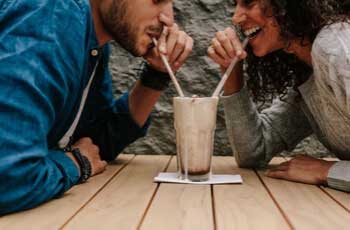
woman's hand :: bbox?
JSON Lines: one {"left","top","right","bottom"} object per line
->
{"left": 266, "top": 154, "right": 337, "bottom": 185}
{"left": 207, "top": 27, "right": 247, "bottom": 70}
{"left": 207, "top": 27, "right": 248, "bottom": 95}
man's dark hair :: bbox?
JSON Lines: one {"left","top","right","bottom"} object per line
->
{"left": 241, "top": 0, "right": 350, "bottom": 104}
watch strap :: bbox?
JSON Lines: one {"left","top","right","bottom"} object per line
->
{"left": 71, "top": 148, "right": 92, "bottom": 183}
{"left": 139, "top": 62, "right": 171, "bottom": 91}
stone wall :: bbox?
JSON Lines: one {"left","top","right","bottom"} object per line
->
{"left": 109, "top": 0, "right": 330, "bottom": 157}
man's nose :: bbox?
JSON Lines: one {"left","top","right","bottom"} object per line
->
{"left": 232, "top": 5, "right": 247, "bottom": 25}
{"left": 159, "top": 1, "right": 174, "bottom": 27}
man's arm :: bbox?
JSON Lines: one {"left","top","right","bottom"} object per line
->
{"left": 128, "top": 80, "right": 163, "bottom": 127}
{"left": 0, "top": 0, "right": 94, "bottom": 214}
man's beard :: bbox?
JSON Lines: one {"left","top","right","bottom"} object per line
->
{"left": 101, "top": 0, "right": 140, "bottom": 56}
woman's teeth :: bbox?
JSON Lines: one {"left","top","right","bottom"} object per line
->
{"left": 244, "top": 27, "right": 262, "bottom": 38}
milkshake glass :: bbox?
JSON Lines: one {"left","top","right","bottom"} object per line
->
{"left": 173, "top": 96, "right": 218, "bottom": 181}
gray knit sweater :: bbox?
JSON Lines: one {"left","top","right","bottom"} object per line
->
{"left": 221, "top": 22, "right": 350, "bottom": 192}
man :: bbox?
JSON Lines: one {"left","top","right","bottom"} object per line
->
{"left": 0, "top": 0, "right": 193, "bottom": 215}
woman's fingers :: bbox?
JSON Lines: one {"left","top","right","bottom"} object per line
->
{"left": 225, "top": 27, "right": 247, "bottom": 59}
{"left": 208, "top": 27, "right": 247, "bottom": 68}
{"left": 208, "top": 45, "right": 229, "bottom": 67}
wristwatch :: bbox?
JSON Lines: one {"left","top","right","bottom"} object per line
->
{"left": 70, "top": 148, "right": 92, "bottom": 183}
{"left": 139, "top": 62, "right": 171, "bottom": 91}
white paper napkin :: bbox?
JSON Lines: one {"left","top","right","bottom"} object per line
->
{"left": 154, "top": 172, "right": 243, "bottom": 185}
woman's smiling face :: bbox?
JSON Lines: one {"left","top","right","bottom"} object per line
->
{"left": 232, "top": 0, "right": 286, "bottom": 57}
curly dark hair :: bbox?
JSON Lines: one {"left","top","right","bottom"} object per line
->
{"left": 239, "top": 0, "right": 350, "bottom": 104}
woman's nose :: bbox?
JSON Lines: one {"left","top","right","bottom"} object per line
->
{"left": 232, "top": 5, "right": 247, "bottom": 25}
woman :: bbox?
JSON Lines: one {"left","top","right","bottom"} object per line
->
{"left": 208, "top": 0, "right": 350, "bottom": 191}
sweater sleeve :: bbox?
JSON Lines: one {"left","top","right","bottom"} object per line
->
{"left": 312, "top": 22, "right": 350, "bottom": 191}
{"left": 221, "top": 87, "right": 313, "bottom": 168}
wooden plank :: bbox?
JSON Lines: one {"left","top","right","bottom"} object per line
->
{"left": 212, "top": 156, "right": 290, "bottom": 230}
{"left": 323, "top": 188, "right": 350, "bottom": 212}
{"left": 0, "top": 154, "right": 134, "bottom": 230}
{"left": 63, "top": 155, "right": 171, "bottom": 230}
{"left": 319, "top": 157, "right": 350, "bottom": 212}
{"left": 140, "top": 157, "right": 214, "bottom": 230}
{"left": 286, "top": 157, "right": 350, "bottom": 212}
{"left": 257, "top": 157, "right": 350, "bottom": 229}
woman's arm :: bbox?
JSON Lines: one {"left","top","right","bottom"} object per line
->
{"left": 222, "top": 87, "right": 313, "bottom": 168}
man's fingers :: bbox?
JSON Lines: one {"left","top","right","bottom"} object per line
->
{"left": 173, "top": 36, "right": 193, "bottom": 69}
{"left": 166, "top": 24, "right": 179, "bottom": 58}
{"left": 169, "top": 31, "right": 187, "bottom": 62}
{"left": 93, "top": 160, "right": 108, "bottom": 175}
{"left": 158, "top": 27, "right": 169, "bottom": 55}
{"left": 145, "top": 47, "right": 160, "bottom": 63}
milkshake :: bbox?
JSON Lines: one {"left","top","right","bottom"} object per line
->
{"left": 173, "top": 96, "right": 218, "bottom": 181}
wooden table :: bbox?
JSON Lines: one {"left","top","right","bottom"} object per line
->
{"left": 1, "top": 155, "right": 349, "bottom": 230}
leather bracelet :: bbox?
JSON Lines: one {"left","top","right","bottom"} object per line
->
{"left": 70, "top": 148, "right": 92, "bottom": 183}
{"left": 139, "top": 62, "right": 171, "bottom": 91}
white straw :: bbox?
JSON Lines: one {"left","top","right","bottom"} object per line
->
{"left": 212, "top": 38, "right": 249, "bottom": 98}
{"left": 152, "top": 38, "right": 185, "bottom": 97}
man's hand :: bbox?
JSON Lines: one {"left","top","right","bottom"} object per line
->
{"left": 66, "top": 137, "right": 107, "bottom": 177}
{"left": 144, "top": 23, "right": 193, "bottom": 72}
{"left": 266, "top": 154, "right": 336, "bottom": 185}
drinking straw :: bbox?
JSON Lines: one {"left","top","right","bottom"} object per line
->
{"left": 152, "top": 38, "right": 185, "bottom": 97}
{"left": 212, "top": 38, "right": 249, "bottom": 97}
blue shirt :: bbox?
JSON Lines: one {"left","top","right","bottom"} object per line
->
{"left": 0, "top": 0, "right": 149, "bottom": 215}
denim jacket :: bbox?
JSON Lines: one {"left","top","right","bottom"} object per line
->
{"left": 0, "top": 0, "right": 149, "bottom": 215}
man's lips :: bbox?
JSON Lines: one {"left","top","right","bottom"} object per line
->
{"left": 147, "top": 42, "right": 155, "bottom": 50}
{"left": 147, "top": 32, "right": 161, "bottom": 40}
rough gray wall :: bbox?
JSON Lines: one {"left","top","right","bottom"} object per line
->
{"left": 109, "top": 0, "right": 330, "bottom": 157}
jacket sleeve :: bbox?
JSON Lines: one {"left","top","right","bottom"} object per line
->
{"left": 101, "top": 46, "right": 150, "bottom": 148}
{"left": 0, "top": 0, "right": 87, "bottom": 214}
{"left": 221, "top": 87, "right": 313, "bottom": 168}
{"left": 0, "top": 32, "right": 80, "bottom": 215}
{"left": 75, "top": 45, "right": 151, "bottom": 160}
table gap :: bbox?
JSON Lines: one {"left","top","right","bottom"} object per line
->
{"left": 280, "top": 156, "right": 350, "bottom": 224}
{"left": 60, "top": 154, "right": 136, "bottom": 229}
{"left": 319, "top": 187, "right": 350, "bottom": 213}
{"left": 254, "top": 167, "right": 294, "bottom": 229}
{"left": 210, "top": 185, "right": 217, "bottom": 230}
{"left": 136, "top": 155, "right": 174, "bottom": 229}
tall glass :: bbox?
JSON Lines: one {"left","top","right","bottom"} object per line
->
{"left": 173, "top": 96, "right": 218, "bottom": 181}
